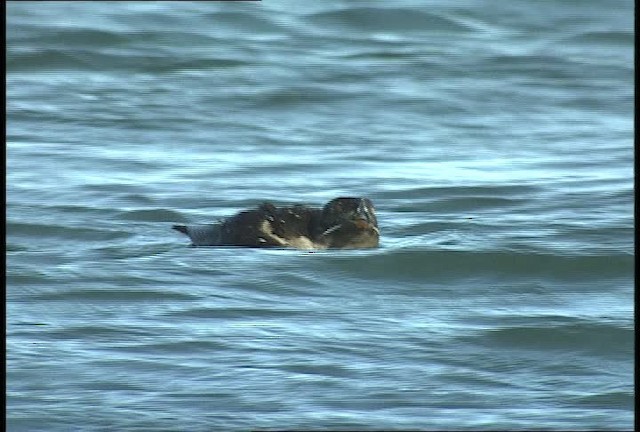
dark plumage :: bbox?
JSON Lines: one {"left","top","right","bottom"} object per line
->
{"left": 173, "top": 197, "right": 379, "bottom": 249}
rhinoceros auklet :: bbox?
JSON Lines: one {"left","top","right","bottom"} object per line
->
{"left": 173, "top": 197, "right": 379, "bottom": 249}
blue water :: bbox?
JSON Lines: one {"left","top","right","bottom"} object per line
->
{"left": 6, "top": 1, "right": 634, "bottom": 431}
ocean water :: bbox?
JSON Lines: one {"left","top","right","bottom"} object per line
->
{"left": 6, "top": 1, "right": 634, "bottom": 431}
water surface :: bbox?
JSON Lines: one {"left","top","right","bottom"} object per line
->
{"left": 6, "top": 1, "right": 634, "bottom": 430}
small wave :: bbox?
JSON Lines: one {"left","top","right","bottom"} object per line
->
{"left": 305, "top": 7, "right": 471, "bottom": 33}
{"left": 29, "top": 288, "right": 199, "bottom": 302}
{"left": 162, "top": 306, "right": 303, "bottom": 319}
{"left": 317, "top": 248, "right": 634, "bottom": 283}
{"left": 7, "top": 221, "right": 130, "bottom": 241}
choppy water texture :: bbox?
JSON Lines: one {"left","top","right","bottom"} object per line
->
{"left": 6, "top": 1, "right": 634, "bottom": 431}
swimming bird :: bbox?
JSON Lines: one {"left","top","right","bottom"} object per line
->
{"left": 173, "top": 197, "right": 379, "bottom": 249}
